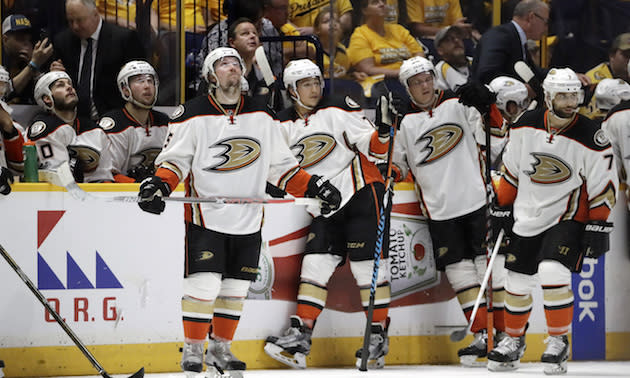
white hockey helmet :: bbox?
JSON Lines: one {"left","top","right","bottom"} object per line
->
{"left": 117, "top": 60, "right": 159, "bottom": 109}
{"left": 202, "top": 47, "right": 245, "bottom": 86}
{"left": 34, "top": 71, "right": 73, "bottom": 111}
{"left": 283, "top": 59, "right": 324, "bottom": 109}
{"left": 488, "top": 76, "right": 530, "bottom": 115}
{"left": 399, "top": 56, "right": 437, "bottom": 92}
{"left": 594, "top": 78, "right": 630, "bottom": 111}
{"left": 542, "top": 68, "right": 584, "bottom": 113}
{"left": 0, "top": 65, "right": 12, "bottom": 99}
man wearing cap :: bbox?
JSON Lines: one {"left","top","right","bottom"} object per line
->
{"left": 1, "top": 14, "right": 53, "bottom": 104}
{"left": 433, "top": 25, "right": 471, "bottom": 92}
{"left": 581, "top": 33, "right": 630, "bottom": 119}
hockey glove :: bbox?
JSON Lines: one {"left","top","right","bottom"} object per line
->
{"left": 456, "top": 81, "right": 496, "bottom": 115}
{"left": 138, "top": 175, "right": 171, "bottom": 214}
{"left": 582, "top": 221, "right": 613, "bottom": 258}
{"left": 489, "top": 202, "right": 513, "bottom": 237}
{"left": 305, "top": 175, "right": 342, "bottom": 215}
{"left": 0, "top": 166, "right": 13, "bottom": 195}
{"left": 128, "top": 164, "right": 155, "bottom": 182}
{"left": 68, "top": 155, "right": 84, "bottom": 183}
{"left": 375, "top": 93, "right": 404, "bottom": 139}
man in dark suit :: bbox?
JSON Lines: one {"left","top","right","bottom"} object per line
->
{"left": 52, "top": 0, "right": 146, "bottom": 120}
{"left": 471, "top": 0, "right": 550, "bottom": 100}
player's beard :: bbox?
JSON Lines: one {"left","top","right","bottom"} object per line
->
{"left": 54, "top": 95, "right": 79, "bottom": 111}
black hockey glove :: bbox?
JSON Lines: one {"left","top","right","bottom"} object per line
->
{"left": 305, "top": 175, "right": 342, "bottom": 215}
{"left": 266, "top": 182, "right": 287, "bottom": 198}
{"left": 128, "top": 164, "right": 155, "bottom": 183}
{"left": 582, "top": 221, "right": 613, "bottom": 258}
{"left": 0, "top": 166, "right": 13, "bottom": 195}
{"left": 375, "top": 93, "right": 404, "bottom": 138}
{"left": 489, "top": 202, "right": 513, "bottom": 237}
{"left": 138, "top": 175, "right": 171, "bottom": 214}
{"left": 456, "top": 81, "right": 496, "bottom": 115}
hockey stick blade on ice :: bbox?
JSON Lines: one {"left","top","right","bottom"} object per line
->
{"left": 0, "top": 242, "right": 144, "bottom": 378}
{"left": 450, "top": 228, "right": 505, "bottom": 342}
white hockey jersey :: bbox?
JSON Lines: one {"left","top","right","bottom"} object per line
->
{"left": 601, "top": 101, "right": 630, "bottom": 190}
{"left": 155, "top": 95, "right": 310, "bottom": 235}
{"left": 99, "top": 107, "right": 170, "bottom": 181}
{"left": 27, "top": 113, "right": 114, "bottom": 182}
{"left": 276, "top": 95, "right": 386, "bottom": 214}
{"left": 393, "top": 91, "right": 490, "bottom": 221}
{"left": 499, "top": 109, "right": 618, "bottom": 237}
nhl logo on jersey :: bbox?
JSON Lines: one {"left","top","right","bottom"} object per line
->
{"left": 29, "top": 121, "right": 46, "bottom": 138}
{"left": 593, "top": 129, "right": 610, "bottom": 147}
{"left": 171, "top": 105, "right": 185, "bottom": 119}
{"left": 99, "top": 117, "right": 116, "bottom": 131}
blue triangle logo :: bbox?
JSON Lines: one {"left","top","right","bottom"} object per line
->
{"left": 67, "top": 252, "right": 94, "bottom": 289}
{"left": 37, "top": 253, "right": 65, "bottom": 290}
{"left": 96, "top": 251, "right": 123, "bottom": 289}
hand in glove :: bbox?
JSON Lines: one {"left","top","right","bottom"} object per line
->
{"left": 489, "top": 202, "right": 513, "bottom": 237}
{"left": 582, "top": 221, "right": 613, "bottom": 258}
{"left": 375, "top": 93, "right": 405, "bottom": 139}
{"left": 305, "top": 175, "right": 341, "bottom": 215}
{"left": 456, "top": 81, "right": 496, "bottom": 115}
{"left": 0, "top": 166, "right": 13, "bottom": 195}
{"left": 128, "top": 164, "right": 155, "bottom": 182}
{"left": 138, "top": 176, "right": 172, "bottom": 214}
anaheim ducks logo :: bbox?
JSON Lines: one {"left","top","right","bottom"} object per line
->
{"left": 416, "top": 124, "right": 463, "bottom": 164}
{"left": 68, "top": 145, "right": 101, "bottom": 172}
{"left": 291, "top": 133, "right": 336, "bottom": 168}
{"left": 135, "top": 148, "right": 162, "bottom": 166}
{"left": 204, "top": 137, "right": 261, "bottom": 172}
{"left": 525, "top": 152, "right": 572, "bottom": 184}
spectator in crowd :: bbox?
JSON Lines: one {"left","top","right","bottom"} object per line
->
{"left": 406, "top": 0, "right": 476, "bottom": 39}
{"left": 471, "top": 0, "right": 550, "bottom": 89}
{"left": 347, "top": 0, "right": 424, "bottom": 100}
{"left": 581, "top": 33, "right": 630, "bottom": 119}
{"left": 0, "top": 66, "right": 25, "bottom": 195}
{"left": 313, "top": 6, "right": 351, "bottom": 79}
{"left": 96, "top": 0, "right": 138, "bottom": 29}
{"left": 100, "top": 60, "right": 170, "bottom": 183}
{"left": 153, "top": 0, "right": 210, "bottom": 33}
{"left": 29, "top": 71, "right": 114, "bottom": 183}
{"left": 262, "top": 0, "right": 308, "bottom": 78}
{"left": 433, "top": 25, "right": 470, "bottom": 92}
{"left": 288, "top": 0, "right": 353, "bottom": 39}
{"left": 227, "top": 18, "right": 271, "bottom": 98}
{"left": 2, "top": 14, "right": 53, "bottom": 104}
{"left": 52, "top": 0, "right": 146, "bottom": 120}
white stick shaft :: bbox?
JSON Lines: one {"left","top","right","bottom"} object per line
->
{"left": 255, "top": 46, "right": 274, "bottom": 86}
{"left": 111, "top": 195, "right": 321, "bottom": 206}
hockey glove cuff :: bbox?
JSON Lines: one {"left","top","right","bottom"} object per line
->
{"left": 489, "top": 202, "right": 513, "bottom": 237}
{"left": 0, "top": 166, "right": 14, "bottom": 195}
{"left": 305, "top": 175, "right": 342, "bottom": 215}
{"left": 138, "top": 175, "right": 172, "bottom": 214}
{"left": 375, "top": 93, "right": 404, "bottom": 140}
{"left": 582, "top": 221, "right": 613, "bottom": 258}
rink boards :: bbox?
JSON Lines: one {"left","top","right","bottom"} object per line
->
{"left": 0, "top": 183, "right": 629, "bottom": 376}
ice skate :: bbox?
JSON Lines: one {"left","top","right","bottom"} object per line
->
{"left": 355, "top": 321, "right": 389, "bottom": 369}
{"left": 541, "top": 335, "right": 569, "bottom": 375}
{"left": 181, "top": 342, "right": 204, "bottom": 376}
{"left": 264, "top": 315, "right": 312, "bottom": 369}
{"left": 487, "top": 334, "right": 526, "bottom": 371}
{"left": 0, "top": 359, "right": 5, "bottom": 378}
{"left": 457, "top": 330, "right": 487, "bottom": 367}
{"left": 205, "top": 337, "right": 245, "bottom": 378}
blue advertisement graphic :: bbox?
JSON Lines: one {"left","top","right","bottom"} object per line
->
{"left": 571, "top": 256, "right": 605, "bottom": 360}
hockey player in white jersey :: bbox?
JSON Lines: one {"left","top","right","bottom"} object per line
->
{"left": 263, "top": 59, "right": 394, "bottom": 370}
{"left": 100, "top": 61, "right": 170, "bottom": 183}
{"left": 600, "top": 78, "right": 630, "bottom": 207}
{"left": 487, "top": 68, "right": 617, "bottom": 375}
{"left": 390, "top": 56, "right": 506, "bottom": 367}
{"left": 0, "top": 65, "right": 24, "bottom": 195}
{"left": 136, "top": 47, "right": 341, "bottom": 378}
{"left": 28, "top": 71, "right": 114, "bottom": 182}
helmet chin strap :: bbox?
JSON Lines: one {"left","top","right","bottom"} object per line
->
{"left": 410, "top": 90, "right": 437, "bottom": 109}
{"left": 130, "top": 96, "right": 154, "bottom": 110}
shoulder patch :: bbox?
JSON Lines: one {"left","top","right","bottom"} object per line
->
{"left": 29, "top": 121, "right": 46, "bottom": 138}
{"left": 345, "top": 96, "right": 360, "bottom": 109}
{"left": 594, "top": 129, "right": 610, "bottom": 147}
{"left": 99, "top": 116, "right": 116, "bottom": 131}
{"left": 171, "top": 105, "right": 185, "bottom": 119}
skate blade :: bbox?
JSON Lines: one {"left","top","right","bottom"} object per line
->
{"left": 459, "top": 355, "right": 487, "bottom": 367}
{"left": 205, "top": 366, "right": 242, "bottom": 378}
{"left": 264, "top": 342, "right": 306, "bottom": 369}
{"left": 543, "top": 361, "right": 567, "bottom": 375}
{"left": 354, "top": 356, "right": 385, "bottom": 369}
{"left": 487, "top": 359, "right": 520, "bottom": 372}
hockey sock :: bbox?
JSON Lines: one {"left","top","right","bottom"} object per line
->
{"left": 296, "top": 281, "right": 327, "bottom": 324}
{"left": 456, "top": 285, "right": 488, "bottom": 333}
{"left": 504, "top": 291, "right": 532, "bottom": 336}
{"left": 182, "top": 295, "right": 214, "bottom": 342}
{"left": 542, "top": 285, "right": 574, "bottom": 336}
{"left": 493, "top": 288, "right": 506, "bottom": 332}
{"left": 212, "top": 296, "right": 244, "bottom": 341}
{"left": 360, "top": 281, "right": 391, "bottom": 322}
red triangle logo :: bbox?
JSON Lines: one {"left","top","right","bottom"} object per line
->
{"left": 38, "top": 211, "right": 65, "bottom": 248}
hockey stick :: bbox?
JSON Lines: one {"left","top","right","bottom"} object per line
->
{"left": 359, "top": 109, "right": 398, "bottom": 372}
{"left": 255, "top": 45, "right": 276, "bottom": 109}
{"left": 0, "top": 242, "right": 144, "bottom": 378}
{"left": 110, "top": 195, "right": 320, "bottom": 206}
{"left": 38, "top": 161, "right": 90, "bottom": 201}
{"left": 450, "top": 228, "right": 505, "bottom": 342}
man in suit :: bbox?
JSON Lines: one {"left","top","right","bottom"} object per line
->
{"left": 471, "top": 0, "right": 550, "bottom": 100}
{"left": 52, "top": 0, "right": 146, "bottom": 120}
